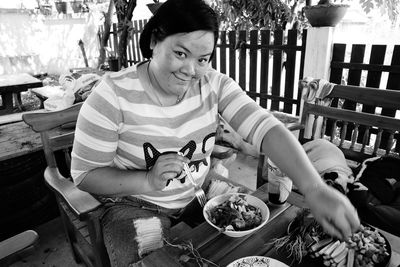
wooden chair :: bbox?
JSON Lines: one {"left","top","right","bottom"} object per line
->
{"left": 22, "top": 103, "right": 110, "bottom": 267}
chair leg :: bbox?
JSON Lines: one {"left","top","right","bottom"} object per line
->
{"left": 57, "top": 201, "right": 82, "bottom": 264}
{"left": 86, "top": 218, "right": 111, "bottom": 267}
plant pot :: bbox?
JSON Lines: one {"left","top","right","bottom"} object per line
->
{"left": 71, "top": 1, "right": 82, "bottom": 13}
{"left": 55, "top": 1, "right": 67, "bottom": 14}
{"left": 147, "top": 3, "right": 163, "bottom": 14}
{"left": 304, "top": 4, "right": 349, "bottom": 27}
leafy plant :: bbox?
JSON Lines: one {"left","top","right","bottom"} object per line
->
{"left": 210, "top": 0, "right": 400, "bottom": 30}
{"left": 359, "top": 0, "right": 400, "bottom": 26}
{"left": 209, "top": 0, "right": 305, "bottom": 30}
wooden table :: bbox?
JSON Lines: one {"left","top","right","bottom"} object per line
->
{"left": 136, "top": 184, "right": 400, "bottom": 267}
{"left": 0, "top": 73, "right": 43, "bottom": 115}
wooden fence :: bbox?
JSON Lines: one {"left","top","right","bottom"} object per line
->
{"left": 100, "top": 20, "right": 307, "bottom": 115}
{"left": 211, "top": 29, "right": 307, "bottom": 115}
{"left": 101, "top": 19, "right": 149, "bottom": 65}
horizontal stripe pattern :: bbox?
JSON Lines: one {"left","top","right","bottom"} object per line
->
{"left": 71, "top": 64, "right": 281, "bottom": 208}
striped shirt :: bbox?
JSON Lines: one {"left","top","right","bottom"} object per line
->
{"left": 71, "top": 63, "right": 281, "bottom": 208}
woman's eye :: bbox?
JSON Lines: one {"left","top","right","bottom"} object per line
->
{"left": 175, "top": 51, "right": 186, "bottom": 58}
{"left": 198, "top": 58, "right": 209, "bottom": 65}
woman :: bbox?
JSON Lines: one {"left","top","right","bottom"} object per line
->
{"left": 71, "top": 0, "right": 360, "bottom": 265}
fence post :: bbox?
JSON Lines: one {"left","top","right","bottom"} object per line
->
{"left": 300, "top": 27, "right": 336, "bottom": 136}
{"left": 303, "top": 27, "right": 335, "bottom": 80}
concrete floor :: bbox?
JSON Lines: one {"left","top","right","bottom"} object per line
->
{"left": 9, "top": 217, "right": 83, "bottom": 267}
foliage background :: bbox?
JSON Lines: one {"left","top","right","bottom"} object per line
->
{"left": 208, "top": 0, "right": 400, "bottom": 31}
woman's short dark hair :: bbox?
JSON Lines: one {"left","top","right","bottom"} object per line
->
{"left": 139, "top": 0, "right": 219, "bottom": 60}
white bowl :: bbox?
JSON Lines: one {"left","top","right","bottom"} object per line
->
{"left": 227, "top": 256, "right": 289, "bottom": 267}
{"left": 203, "top": 193, "right": 270, "bottom": 238}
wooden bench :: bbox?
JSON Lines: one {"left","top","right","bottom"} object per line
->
{"left": 298, "top": 80, "right": 400, "bottom": 166}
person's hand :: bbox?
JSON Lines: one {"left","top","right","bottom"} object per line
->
{"left": 146, "top": 153, "right": 189, "bottom": 190}
{"left": 304, "top": 183, "right": 360, "bottom": 240}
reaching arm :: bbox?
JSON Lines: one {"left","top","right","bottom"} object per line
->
{"left": 261, "top": 124, "right": 323, "bottom": 193}
{"left": 261, "top": 124, "right": 360, "bottom": 240}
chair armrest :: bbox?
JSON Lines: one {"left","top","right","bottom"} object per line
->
{"left": 0, "top": 230, "right": 39, "bottom": 263}
{"left": 44, "top": 167, "right": 102, "bottom": 220}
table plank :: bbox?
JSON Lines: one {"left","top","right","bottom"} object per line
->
{"left": 0, "top": 73, "right": 42, "bottom": 91}
{"left": 0, "top": 121, "right": 42, "bottom": 161}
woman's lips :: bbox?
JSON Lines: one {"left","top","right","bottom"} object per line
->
{"left": 173, "top": 73, "right": 191, "bottom": 82}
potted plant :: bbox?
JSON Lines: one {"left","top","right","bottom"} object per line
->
{"left": 36, "top": 0, "right": 52, "bottom": 16}
{"left": 147, "top": 0, "right": 163, "bottom": 14}
{"left": 304, "top": 0, "right": 349, "bottom": 27}
{"left": 70, "top": 0, "right": 83, "bottom": 13}
{"left": 55, "top": 0, "right": 67, "bottom": 14}
{"left": 104, "top": 47, "right": 120, "bottom": 71}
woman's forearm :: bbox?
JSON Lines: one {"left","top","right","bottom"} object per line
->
{"left": 76, "top": 167, "right": 153, "bottom": 197}
{"left": 261, "top": 124, "right": 324, "bottom": 194}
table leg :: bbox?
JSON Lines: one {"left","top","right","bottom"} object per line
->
{"left": 13, "top": 93, "right": 24, "bottom": 112}
{"left": 0, "top": 93, "right": 14, "bottom": 115}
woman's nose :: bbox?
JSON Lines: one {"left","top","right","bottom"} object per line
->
{"left": 180, "top": 60, "right": 196, "bottom": 76}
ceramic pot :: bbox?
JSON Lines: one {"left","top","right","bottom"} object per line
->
{"left": 108, "top": 58, "right": 120, "bottom": 72}
{"left": 304, "top": 4, "right": 349, "bottom": 27}
{"left": 71, "top": 1, "right": 82, "bottom": 13}
{"left": 55, "top": 1, "right": 67, "bottom": 14}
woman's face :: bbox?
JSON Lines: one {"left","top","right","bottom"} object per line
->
{"left": 150, "top": 30, "right": 215, "bottom": 97}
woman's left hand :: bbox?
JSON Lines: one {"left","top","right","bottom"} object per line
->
{"left": 304, "top": 183, "right": 360, "bottom": 240}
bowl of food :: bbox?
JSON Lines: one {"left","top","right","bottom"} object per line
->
{"left": 203, "top": 193, "right": 270, "bottom": 238}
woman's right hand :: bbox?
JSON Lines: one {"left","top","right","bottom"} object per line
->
{"left": 146, "top": 153, "right": 189, "bottom": 190}
{"left": 305, "top": 183, "right": 360, "bottom": 240}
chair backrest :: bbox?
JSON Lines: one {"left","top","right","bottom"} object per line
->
{"left": 22, "top": 103, "right": 83, "bottom": 173}
{"left": 299, "top": 84, "right": 400, "bottom": 163}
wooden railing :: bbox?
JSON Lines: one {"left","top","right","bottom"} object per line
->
{"left": 99, "top": 21, "right": 307, "bottom": 115}
{"left": 327, "top": 43, "right": 400, "bottom": 150}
